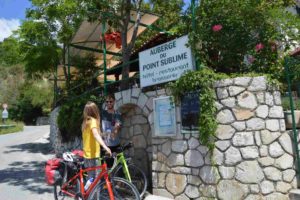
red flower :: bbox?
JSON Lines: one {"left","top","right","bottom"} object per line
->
{"left": 212, "top": 24, "right": 223, "bottom": 32}
{"left": 255, "top": 43, "right": 264, "bottom": 52}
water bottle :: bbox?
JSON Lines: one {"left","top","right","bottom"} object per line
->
{"left": 84, "top": 177, "right": 94, "bottom": 190}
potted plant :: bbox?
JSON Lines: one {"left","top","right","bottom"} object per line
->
{"left": 282, "top": 96, "right": 300, "bottom": 129}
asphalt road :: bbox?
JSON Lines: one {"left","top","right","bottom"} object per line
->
{"left": 0, "top": 125, "right": 55, "bottom": 200}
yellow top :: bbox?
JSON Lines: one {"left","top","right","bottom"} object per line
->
{"left": 82, "top": 117, "right": 100, "bottom": 159}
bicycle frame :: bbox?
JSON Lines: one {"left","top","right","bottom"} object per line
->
{"left": 60, "top": 162, "right": 114, "bottom": 200}
{"left": 114, "top": 152, "right": 131, "bottom": 182}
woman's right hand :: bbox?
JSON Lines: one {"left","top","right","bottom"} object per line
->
{"left": 106, "top": 148, "right": 112, "bottom": 156}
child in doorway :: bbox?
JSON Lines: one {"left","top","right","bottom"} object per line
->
{"left": 82, "top": 101, "right": 112, "bottom": 179}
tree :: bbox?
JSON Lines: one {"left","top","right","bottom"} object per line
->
{"left": 0, "top": 37, "right": 22, "bottom": 66}
{"left": 19, "top": 0, "right": 84, "bottom": 80}
{"left": 192, "top": 0, "right": 300, "bottom": 79}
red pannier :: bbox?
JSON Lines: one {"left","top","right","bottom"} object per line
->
{"left": 45, "top": 158, "right": 63, "bottom": 185}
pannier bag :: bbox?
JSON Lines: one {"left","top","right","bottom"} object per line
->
{"left": 45, "top": 158, "right": 63, "bottom": 185}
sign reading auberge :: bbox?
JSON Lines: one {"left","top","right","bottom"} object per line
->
{"left": 138, "top": 35, "right": 194, "bottom": 88}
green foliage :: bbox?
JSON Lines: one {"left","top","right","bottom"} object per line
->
{"left": 9, "top": 80, "right": 53, "bottom": 124}
{"left": 0, "top": 120, "right": 24, "bottom": 135}
{"left": 191, "top": 0, "right": 300, "bottom": 79}
{"left": 57, "top": 95, "right": 104, "bottom": 141}
{"left": 168, "top": 68, "right": 227, "bottom": 150}
{"left": 281, "top": 97, "right": 300, "bottom": 110}
{"left": 18, "top": 0, "right": 84, "bottom": 77}
{"left": 0, "top": 65, "right": 25, "bottom": 106}
{"left": 0, "top": 37, "right": 22, "bottom": 66}
{"left": 18, "top": 20, "right": 61, "bottom": 76}
{"left": 57, "top": 98, "right": 85, "bottom": 141}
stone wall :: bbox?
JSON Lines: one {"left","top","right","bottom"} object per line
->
{"left": 49, "top": 76, "right": 297, "bottom": 200}
{"left": 150, "top": 76, "right": 297, "bottom": 200}
{"left": 49, "top": 107, "right": 81, "bottom": 156}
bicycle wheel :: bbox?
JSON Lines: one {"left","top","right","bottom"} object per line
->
{"left": 113, "top": 163, "right": 147, "bottom": 198}
{"left": 88, "top": 177, "right": 140, "bottom": 200}
{"left": 54, "top": 178, "right": 80, "bottom": 200}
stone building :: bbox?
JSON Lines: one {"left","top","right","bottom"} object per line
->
{"left": 50, "top": 76, "right": 297, "bottom": 200}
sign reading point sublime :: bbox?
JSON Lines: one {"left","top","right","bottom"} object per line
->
{"left": 139, "top": 35, "right": 194, "bottom": 88}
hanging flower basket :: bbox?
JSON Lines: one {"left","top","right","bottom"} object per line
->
{"left": 101, "top": 31, "right": 121, "bottom": 49}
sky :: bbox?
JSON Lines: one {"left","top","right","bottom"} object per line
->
{"left": 0, "top": 0, "right": 31, "bottom": 41}
{"left": 0, "top": 0, "right": 192, "bottom": 42}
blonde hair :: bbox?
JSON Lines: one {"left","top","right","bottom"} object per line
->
{"left": 81, "top": 101, "right": 100, "bottom": 132}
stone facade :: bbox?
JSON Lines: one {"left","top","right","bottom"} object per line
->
{"left": 49, "top": 76, "right": 297, "bottom": 200}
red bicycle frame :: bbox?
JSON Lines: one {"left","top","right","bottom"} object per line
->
{"left": 60, "top": 162, "right": 114, "bottom": 200}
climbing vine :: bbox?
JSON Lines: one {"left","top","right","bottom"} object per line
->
{"left": 168, "top": 68, "right": 227, "bottom": 150}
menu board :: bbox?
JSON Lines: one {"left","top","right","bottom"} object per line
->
{"left": 153, "top": 96, "right": 177, "bottom": 136}
{"left": 181, "top": 91, "right": 200, "bottom": 134}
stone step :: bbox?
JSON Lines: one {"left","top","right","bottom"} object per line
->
{"left": 144, "top": 194, "right": 173, "bottom": 200}
{"left": 289, "top": 189, "right": 300, "bottom": 200}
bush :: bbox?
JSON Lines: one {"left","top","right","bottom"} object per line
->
{"left": 57, "top": 95, "right": 104, "bottom": 142}
{"left": 282, "top": 97, "right": 300, "bottom": 110}
{"left": 192, "top": 0, "right": 300, "bottom": 80}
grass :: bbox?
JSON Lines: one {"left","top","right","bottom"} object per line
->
{"left": 0, "top": 120, "right": 24, "bottom": 135}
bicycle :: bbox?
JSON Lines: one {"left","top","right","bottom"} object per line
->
{"left": 106, "top": 142, "right": 148, "bottom": 198}
{"left": 53, "top": 152, "right": 140, "bottom": 200}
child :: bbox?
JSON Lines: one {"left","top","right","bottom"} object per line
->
{"left": 82, "top": 101, "right": 112, "bottom": 179}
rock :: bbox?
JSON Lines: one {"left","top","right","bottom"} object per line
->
{"left": 167, "top": 153, "right": 184, "bottom": 167}
{"left": 263, "top": 167, "right": 282, "bottom": 181}
{"left": 256, "top": 105, "right": 269, "bottom": 119}
{"left": 219, "top": 166, "right": 235, "bottom": 179}
{"left": 225, "top": 146, "right": 242, "bottom": 165}
{"left": 216, "top": 125, "right": 235, "bottom": 140}
{"left": 185, "top": 185, "right": 200, "bottom": 199}
{"left": 233, "top": 109, "right": 254, "bottom": 120}
{"left": 228, "top": 86, "right": 246, "bottom": 96}
{"left": 235, "top": 161, "right": 264, "bottom": 183}
{"left": 232, "top": 121, "right": 246, "bottom": 131}
{"left": 166, "top": 173, "right": 187, "bottom": 195}
{"left": 199, "top": 166, "right": 220, "bottom": 184}
{"left": 260, "top": 180, "right": 274, "bottom": 194}
{"left": 282, "top": 169, "right": 296, "bottom": 182}
{"left": 217, "top": 180, "right": 248, "bottom": 200}
{"left": 217, "top": 109, "right": 235, "bottom": 124}
{"left": 185, "top": 150, "right": 204, "bottom": 167}
{"left": 233, "top": 77, "right": 251, "bottom": 87}
{"left": 237, "top": 91, "right": 258, "bottom": 110}
{"left": 248, "top": 76, "right": 267, "bottom": 92}
{"left": 232, "top": 132, "right": 254, "bottom": 146}
{"left": 274, "top": 154, "right": 294, "bottom": 169}
{"left": 172, "top": 140, "right": 188, "bottom": 153}
{"left": 240, "top": 146, "right": 259, "bottom": 159}
{"left": 217, "top": 88, "right": 229, "bottom": 99}
{"left": 279, "top": 133, "right": 293, "bottom": 154}
{"left": 260, "top": 130, "right": 280, "bottom": 145}
{"left": 269, "top": 142, "right": 284, "bottom": 158}
{"left": 246, "top": 118, "right": 265, "bottom": 131}
{"left": 215, "top": 140, "right": 231, "bottom": 151}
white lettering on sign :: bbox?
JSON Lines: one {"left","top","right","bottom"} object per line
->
{"left": 139, "top": 35, "right": 194, "bottom": 88}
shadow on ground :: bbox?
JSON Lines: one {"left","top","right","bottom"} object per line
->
{"left": 4, "top": 137, "right": 53, "bottom": 155}
{"left": 0, "top": 161, "right": 52, "bottom": 193}
{"left": 0, "top": 135, "right": 54, "bottom": 194}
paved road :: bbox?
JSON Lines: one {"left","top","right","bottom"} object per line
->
{"left": 0, "top": 125, "right": 172, "bottom": 200}
{"left": 0, "top": 125, "right": 55, "bottom": 200}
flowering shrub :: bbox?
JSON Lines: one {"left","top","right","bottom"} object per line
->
{"left": 191, "top": 0, "right": 300, "bottom": 80}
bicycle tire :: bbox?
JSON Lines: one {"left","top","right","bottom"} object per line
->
{"left": 54, "top": 178, "right": 80, "bottom": 200}
{"left": 113, "top": 163, "right": 148, "bottom": 198}
{"left": 87, "top": 177, "right": 140, "bottom": 200}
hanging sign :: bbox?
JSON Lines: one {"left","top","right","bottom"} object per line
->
{"left": 139, "top": 35, "right": 194, "bottom": 88}
{"left": 181, "top": 91, "right": 200, "bottom": 134}
{"left": 153, "top": 96, "right": 176, "bottom": 136}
